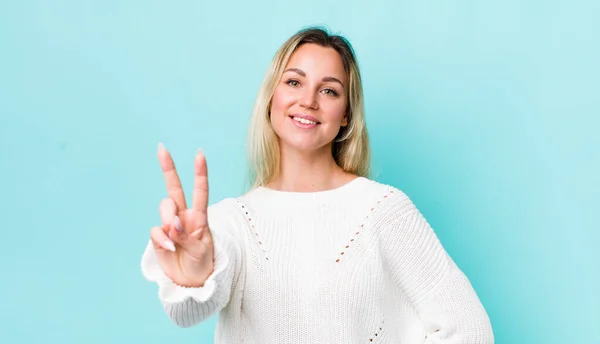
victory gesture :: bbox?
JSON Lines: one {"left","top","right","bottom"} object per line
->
{"left": 150, "top": 143, "right": 215, "bottom": 288}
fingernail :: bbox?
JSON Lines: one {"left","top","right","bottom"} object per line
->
{"left": 174, "top": 216, "right": 183, "bottom": 232}
{"left": 163, "top": 239, "right": 176, "bottom": 252}
{"left": 158, "top": 142, "right": 166, "bottom": 152}
{"left": 197, "top": 148, "right": 203, "bottom": 157}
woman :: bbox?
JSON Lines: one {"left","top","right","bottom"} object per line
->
{"left": 141, "top": 27, "right": 494, "bottom": 343}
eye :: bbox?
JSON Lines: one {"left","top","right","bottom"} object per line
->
{"left": 322, "top": 88, "right": 339, "bottom": 97}
{"left": 286, "top": 79, "right": 300, "bottom": 87}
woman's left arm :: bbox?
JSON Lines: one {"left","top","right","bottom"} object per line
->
{"left": 377, "top": 190, "right": 494, "bottom": 343}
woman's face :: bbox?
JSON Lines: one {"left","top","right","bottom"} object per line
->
{"left": 270, "top": 43, "right": 348, "bottom": 154}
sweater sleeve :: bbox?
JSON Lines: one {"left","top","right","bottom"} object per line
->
{"left": 140, "top": 202, "right": 243, "bottom": 328}
{"left": 378, "top": 190, "right": 494, "bottom": 343}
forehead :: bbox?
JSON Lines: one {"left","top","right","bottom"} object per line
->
{"left": 285, "top": 43, "right": 346, "bottom": 82}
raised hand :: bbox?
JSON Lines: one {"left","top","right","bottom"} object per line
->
{"left": 150, "top": 143, "right": 214, "bottom": 287}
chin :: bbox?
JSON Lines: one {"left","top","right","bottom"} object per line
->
{"left": 279, "top": 135, "right": 332, "bottom": 153}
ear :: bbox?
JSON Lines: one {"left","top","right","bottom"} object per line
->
{"left": 340, "top": 114, "right": 349, "bottom": 127}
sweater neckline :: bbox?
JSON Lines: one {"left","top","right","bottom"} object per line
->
{"left": 247, "top": 176, "right": 371, "bottom": 206}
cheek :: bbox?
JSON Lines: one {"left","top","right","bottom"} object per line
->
{"left": 271, "top": 87, "right": 293, "bottom": 115}
{"left": 269, "top": 88, "right": 292, "bottom": 134}
{"left": 323, "top": 100, "right": 348, "bottom": 124}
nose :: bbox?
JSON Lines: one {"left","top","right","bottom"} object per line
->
{"left": 299, "top": 89, "right": 319, "bottom": 110}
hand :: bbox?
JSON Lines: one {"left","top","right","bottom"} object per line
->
{"left": 149, "top": 143, "right": 214, "bottom": 287}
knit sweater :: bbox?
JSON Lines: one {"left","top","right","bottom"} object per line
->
{"left": 141, "top": 177, "right": 494, "bottom": 343}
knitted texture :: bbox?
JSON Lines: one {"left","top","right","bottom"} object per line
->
{"left": 141, "top": 177, "right": 494, "bottom": 343}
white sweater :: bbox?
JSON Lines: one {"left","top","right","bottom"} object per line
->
{"left": 141, "top": 177, "right": 494, "bottom": 343}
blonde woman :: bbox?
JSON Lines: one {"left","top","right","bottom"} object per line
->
{"left": 141, "top": 27, "right": 494, "bottom": 343}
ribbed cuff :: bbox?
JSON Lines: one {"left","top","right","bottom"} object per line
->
{"left": 140, "top": 238, "right": 230, "bottom": 304}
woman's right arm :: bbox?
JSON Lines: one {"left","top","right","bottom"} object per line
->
{"left": 140, "top": 144, "right": 243, "bottom": 327}
{"left": 141, "top": 203, "right": 242, "bottom": 327}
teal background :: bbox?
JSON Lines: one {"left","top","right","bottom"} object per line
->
{"left": 1, "top": 1, "right": 598, "bottom": 343}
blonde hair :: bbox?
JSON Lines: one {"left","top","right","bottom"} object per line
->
{"left": 247, "top": 26, "right": 370, "bottom": 189}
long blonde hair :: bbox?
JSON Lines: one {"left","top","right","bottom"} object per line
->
{"left": 247, "top": 26, "right": 370, "bottom": 189}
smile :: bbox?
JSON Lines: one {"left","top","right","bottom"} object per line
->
{"left": 292, "top": 116, "right": 318, "bottom": 125}
{"left": 288, "top": 115, "right": 321, "bottom": 129}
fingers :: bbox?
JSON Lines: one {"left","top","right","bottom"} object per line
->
{"left": 168, "top": 210, "right": 212, "bottom": 252}
{"left": 171, "top": 222, "right": 213, "bottom": 258}
{"left": 192, "top": 148, "right": 209, "bottom": 213}
{"left": 150, "top": 226, "right": 176, "bottom": 252}
{"left": 155, "top": 144, "right": 211, "bottom": 255}
{"left": 159, "top": 198, "right": 180, "bottom": 233}
{"left": 159, "top": 199, "right": 201, "bottom": 248}
{"left": 168, "top": 211, "right": 196, "bottom": 245}
{"left": 157, "top": 143, "right": 187, "bottom": 211}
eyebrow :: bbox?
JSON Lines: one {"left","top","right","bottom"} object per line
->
{"left": 284, "top": 68, "right": 345, "bottom": 89}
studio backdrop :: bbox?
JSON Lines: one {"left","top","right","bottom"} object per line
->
{"left": 0, "top": 1, "right": 598, "bottom": 343}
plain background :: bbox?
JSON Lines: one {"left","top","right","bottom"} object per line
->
{"left": 1, "top": 1, "right": 598, "bottom": 343}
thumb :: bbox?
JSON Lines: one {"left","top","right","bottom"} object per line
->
{"left": 168, "top": 210, "right": 212, "bottom": 252}
{"left": 194, "top": 224, "right": 214, "bottom": 246}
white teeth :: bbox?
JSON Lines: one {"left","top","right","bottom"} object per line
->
{"left": 293, "top": 116, "right": 317, "bottom": 125}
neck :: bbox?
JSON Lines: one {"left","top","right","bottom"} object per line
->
{"left": 268, "top": 143, "right": 354, "bottom": 192}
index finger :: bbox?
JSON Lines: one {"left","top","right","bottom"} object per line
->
{"left": 192, "top": 148, "right": 209, "bottom": 214}
{"left": 157, "top": 143, "right": 187, "bottom": 211}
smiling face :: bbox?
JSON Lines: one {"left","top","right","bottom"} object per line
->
{"left": 269, "top": 43, "right": 349, "bottom": 154}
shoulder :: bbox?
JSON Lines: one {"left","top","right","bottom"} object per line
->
{"left": 360, "top": 178, "right": 421, "bottom": 222}
{"left": 208, "top": 197, "right": 242, "bottom": 215}
{"left": 206, "top": 197, "right": 247, "bottom": 233}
